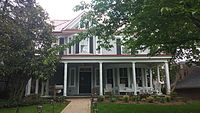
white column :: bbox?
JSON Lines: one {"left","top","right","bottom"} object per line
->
{"left": 64, "top": 63, "right": 68, "bottom": 96}
{"left": 132, "top": 62, "right": 137, "bottom": 95}
{"left": 149, "top": 68, "right": 153, "bottom": 89}
{"left": 35, "top": 79, "right": 39, "bottom": 94}
{"left": 41, "top": 81, "right": 44, "bottom": 96}
{"left": 25, "top": 78, "right": 32, "bottom": 96}
{"left": 157, "top": 66, "right": 160, "bottom": 81}
{"left": 165, "top": 61, "right": 171, "bottom": 94}
{"left": 157, "top": 65, "right": 162, "bottom": 94}
{"left": 45, "top": 79, "right": 49, "bottom": 96}
{"left": 99, "top": 62, "right": 103, "bottom": 95}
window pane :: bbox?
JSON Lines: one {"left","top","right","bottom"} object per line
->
{"left": 119, "top": 68, "right": 128, "bottom": 87}
{"left": 96, "top": 69, "right": 99, "bottom": 86}
{"left": 70, "top": 69, "right": 75, "bottom": 86}
{"left": 107, "top": 69, "right": 113, "bottom": 85}
{"left": 136, "top": 68, "right": 142, "bottom": 87}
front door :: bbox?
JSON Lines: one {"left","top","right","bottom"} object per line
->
{"left": 79, "top": 72, "right": 91, "bottom": 94}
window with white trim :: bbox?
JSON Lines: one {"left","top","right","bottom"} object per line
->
{"left": 107, "top": 69, "right": 113, "bottom": 86}
{"left": 119, "top": 68, "right": 128, "bottom": 87}
{"left": 95, "top": 68, "right": 99, "bottom": 87}
{"left": 69, "top": 68, "right": 76, "bottom": 87}
{"left": 136, "top": 68, "right": 142, "bottom": 87}
{"left": 79, "top": 38, "right": 89, "bottom": 53}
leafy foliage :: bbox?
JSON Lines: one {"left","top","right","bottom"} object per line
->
{"left": 0, "top": 0, "right": 60, "bottom": 100}
{"left": 75, "top": 0, "right": 200, "bottom": 62}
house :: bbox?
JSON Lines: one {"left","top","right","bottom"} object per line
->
{"left": 175, "top": 63, "right": 200, "bottom": 99}
{"left": 25, "top": 12, "right": 172, "bottom": 97}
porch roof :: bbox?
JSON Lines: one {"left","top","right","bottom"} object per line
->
{"left": 61, "top": 54, "right": 172, "bottom": 63}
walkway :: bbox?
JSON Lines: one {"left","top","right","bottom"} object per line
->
{"left": 61, "top": 98, "right": 91, "bottom": 113}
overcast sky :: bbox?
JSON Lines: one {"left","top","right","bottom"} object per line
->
{"left": 37, "top": 0, "right": 91, "bottom": 20}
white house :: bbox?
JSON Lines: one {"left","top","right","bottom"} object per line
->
{"left": 25, "top": 12, "right": 172, "bottom": 97}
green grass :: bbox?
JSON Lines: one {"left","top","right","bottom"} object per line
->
{"left": 0, "top": 103, "right": 67, "bottom": 113}
{"left": 97, "top": 101, "right": 200, "bottom": 113}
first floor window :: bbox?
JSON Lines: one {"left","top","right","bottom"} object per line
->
{"left": 69, "top": 68, "right": 76, "bottom": 87}
{"left": 95, "top": 69, "right": 99, "bottom": 86}
{"left": 136, "top": 68, "right": 142, "bottom": 87}
{"left": 107, "top": 69, "right": 113, "bottom": 86}
{"left": 119, "top": 68, "right": 128, "bottom": 87}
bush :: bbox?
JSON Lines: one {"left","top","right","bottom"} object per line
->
{"left": 159, "top": 97, "right": 167, "bottom": 103}
{"left": 165, "top": 96, "right": 171, "bottom": 102}
{"left": 110, "top": 97, "right": 117, "bottom": 102}
{"left": 146, "top": 96, "right": 154, "bottom": 103}
{"left": 123, "top": 95, "right": 130, "bottom": 102}
{"left": 53, "top": 96, "right": 66, "bottom": 103}
{"left": 97, "top": 96, "right": 105, "bottom": 102}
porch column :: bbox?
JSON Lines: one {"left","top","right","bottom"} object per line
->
{"left": 157, "top": 65, "right": 162, "bottom": 94}
{"left": 132, "top": 62, "right": 137, "bottom": 95}
{"left": 99, "top": 62, "right": 103, "bottom": 96}
{"left": 149, "top": 68, "right": 153, "bottom": 89}
{"left": 41, "top": 81, "right": 44, "bottom": 96}
{"left": 25, "top": 78, "right": 32, "bottom": 96}
{"left": 63, "top": 63, "right": 68, "bottom": 96}
{"left": 35, "top": 79, "right": 39, "bottom": 94}
{"left": 45, "top": 79, "right": 49, "bottom": 96}
{"left": 165, "top": 61, "right": 171, "bottom": 94}
{"left": 157, "top": 66, "right": 160, "bottom": 81}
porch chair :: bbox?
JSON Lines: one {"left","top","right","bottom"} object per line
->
{"left": 104, "top": 84, "right": 113, "bottom": 94}
{"left": 131, "top": 84, "right": 143, "bottom": 94}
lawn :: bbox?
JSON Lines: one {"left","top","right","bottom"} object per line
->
{"left": 0, "top": 103, "right": 67, "bottom": 113}
{"left": 97, "top": 101, "right": 200, "bottom": 113}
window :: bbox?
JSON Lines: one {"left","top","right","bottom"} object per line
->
{"left": 79, "top": 38, "right": 89, "bottom": 53}
{"left": 95, "top": 68, "right": 99, "bottom": 86}
{"left": 136, "top": 68, "right": 142, "bottom": 87}
{"left": 145, "top": 69, "right": 150, "bottom": 87}
{"left": 59, "top": 37, "right": 64, "bottom": 55}
{"left": 107, "top": 69, "right": 113, "bottom": 86}
{"left": 69, "top": 68, "right": 76, "bottom": 87}
{"left": 116, "top": 39, "right": 121, "bottom": 55}
{"left": 119, "top": 68, "right": 128, "bottom": 87}
{"left": 68, "top": 37, "right": 72, "bottom": 54}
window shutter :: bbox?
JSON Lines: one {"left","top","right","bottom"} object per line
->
{"left": 75, "top": 43, "right": 79, "bottom": 54}
{"left": 89, "top": 37, "right": 93, "bottom": 53}
{"left": 116, "top": 39, "right": 121, "bottom": 55}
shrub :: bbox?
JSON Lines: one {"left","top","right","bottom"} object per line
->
{"left": 97, "top": 96, "right": 105, "bottom": 102}
{"left": 110, "top": 97, "right": 117, "bottom": 102}
{"left": 146, "top": 96, "right": 154, "bottom": 103}
{"left": 159, "top": 97, "right": 167, "bottom": 103}
{"left": 123, "top": 95, "right": 130, "bottom": 102}
{"left": 165, "top": 96, "right": 171, "bottom": 102}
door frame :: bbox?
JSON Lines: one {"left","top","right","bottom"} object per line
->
{"left": 78, "top": 66, "right": 93, "bottom": 94}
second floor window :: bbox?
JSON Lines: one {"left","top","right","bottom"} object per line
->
{"left": 80, "top": 38, "right": 89, "bottom": 53}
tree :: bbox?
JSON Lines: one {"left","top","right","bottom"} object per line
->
{"left": 0, "top": 0, "right": 60, "bottom": 102}
{"left": 74, "top": 0, "right": 200, "bottom": 62}
{"left": 74, "top": 0, "right": 200, "bottom": 92}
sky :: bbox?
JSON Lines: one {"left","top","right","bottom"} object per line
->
{"left": 37, "top": 0, "right": 91, "bottom": 20}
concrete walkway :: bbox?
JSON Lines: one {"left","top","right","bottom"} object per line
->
{"left": 61, "top": 98, "right": 91, "bottom": 113}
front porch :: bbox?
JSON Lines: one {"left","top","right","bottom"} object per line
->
{"left": 24, "top": 55, "right": 171, "bottom": 97}
{"left": 59, "top": 55, "right": 171, "bottom": 96}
